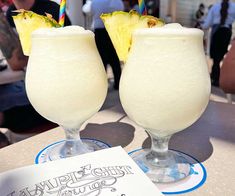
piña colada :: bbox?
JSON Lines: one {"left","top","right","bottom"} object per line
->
{"left": 102, "top": 11, "right": 210, "bottom": 183}
{"left": 13, "top": 11, "right": 108, "bottom": 160}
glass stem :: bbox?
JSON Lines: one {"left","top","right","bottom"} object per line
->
{"left": 63, "top": 126, "right": 81, "bottom": 141}
{"left": 146, "top": 131, "right": 172, "bottom": 167}
{"left": 151, "top": 134, "right": 170, "bottom": 155}
{"left": 61, "top": 125, "right": 89, "bottom": 157}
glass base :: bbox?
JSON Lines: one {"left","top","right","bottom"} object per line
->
{"left": 38, "top": 139, "right": 110, "bottom": 162}
{"left": 130, "top": 149, "right": 190, "bottom": 183}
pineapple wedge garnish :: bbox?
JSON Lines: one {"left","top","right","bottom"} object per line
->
{"left": 101, "top": 10, "right": 164, "bottom": 62}
{"left": 13, "top": 10, "right": 61, "bottom": 56}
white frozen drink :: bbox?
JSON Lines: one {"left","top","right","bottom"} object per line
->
{"left": 26, "top": 26, "right": 108, "bottom": 129}
{"left": 120, "top": 24, "right": 210, "bottom": 136}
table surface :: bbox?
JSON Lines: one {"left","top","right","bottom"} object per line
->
{"left": 0, "top": 101, "right": 235, "bottom": 195}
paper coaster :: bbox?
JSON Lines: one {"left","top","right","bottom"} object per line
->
{"left": 35, "top": 138, "right": 111, "bottom": 164}
{"left": 129, "top": 149, "right": 207, "bottom": 195}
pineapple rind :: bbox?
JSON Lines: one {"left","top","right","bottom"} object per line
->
{"left": 13, "top": 10, "right": 60, "bottom": 56}
{"left": 101, "top": 10, "right": 164, "bottom": 62}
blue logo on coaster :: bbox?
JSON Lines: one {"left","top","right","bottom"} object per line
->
{"left": 129, "top": 149, "right": 207, "bottom": 195}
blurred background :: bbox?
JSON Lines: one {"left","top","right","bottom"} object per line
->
{"left": 54, "top": 0, "right": 235, "bottom": 34}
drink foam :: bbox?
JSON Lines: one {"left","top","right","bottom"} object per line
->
{"left": 32, "top": 26, "right": 93, "bottom": 37}
{"left": 134, "top": 23, "right": 203, "bottom": 36}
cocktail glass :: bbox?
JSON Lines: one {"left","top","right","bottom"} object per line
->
{"left": 119, "top": 24, "right": 211, "bottom": 183}
{"left": 25, "top": 26, "right": 108, "bottom": 160}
